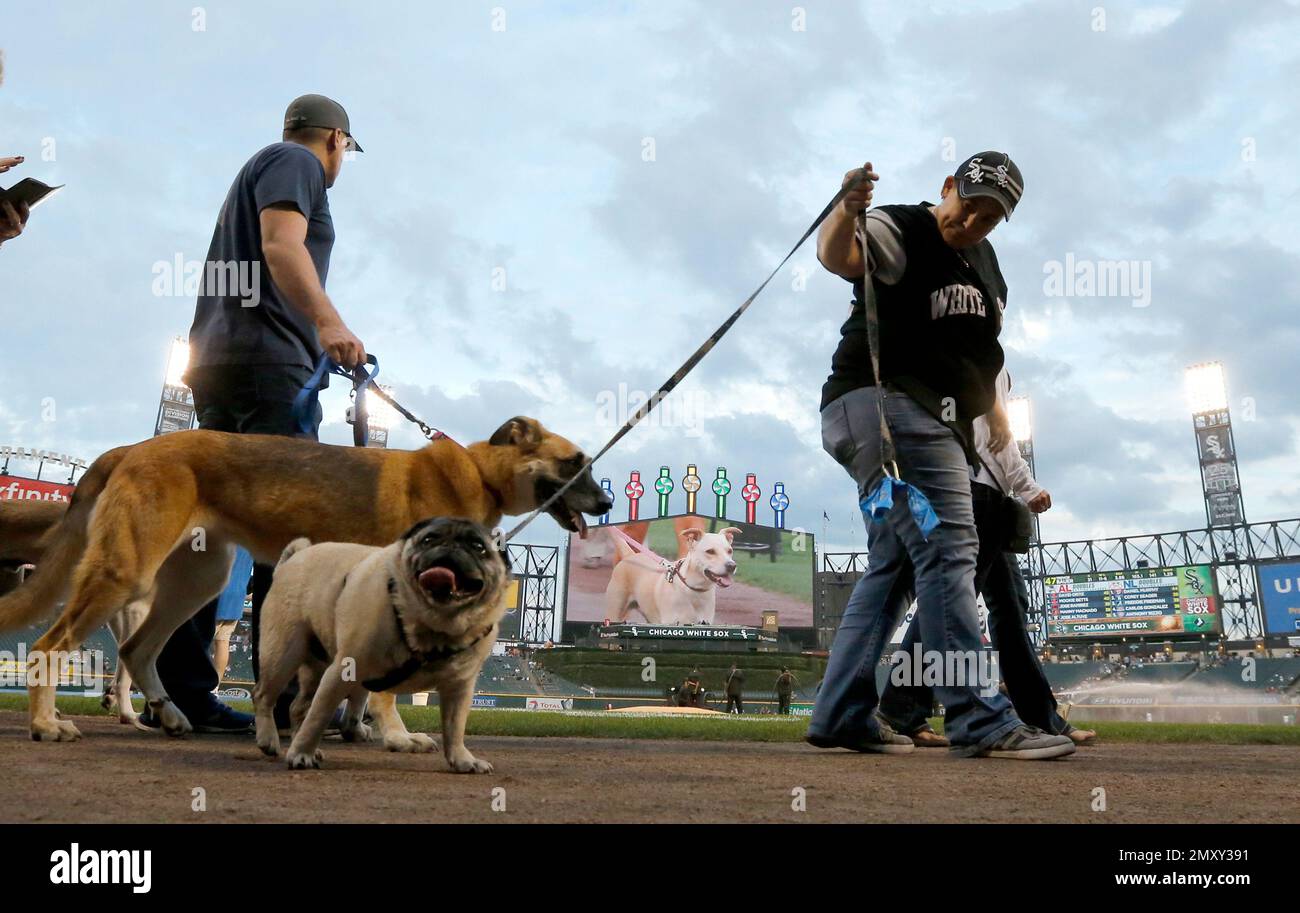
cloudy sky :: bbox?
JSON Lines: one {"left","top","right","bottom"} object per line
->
{"left": 2, "top": 0, "right": 1297, "bottom": 553}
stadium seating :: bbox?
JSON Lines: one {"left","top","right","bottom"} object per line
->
{"left": 1115, "top": 661, "right": 1198, "bottom": 684}
{"left": 532, "top": 649, "right": 826, "bottom": 702}
{"left": 1041, "top": 661, "right": 1116, "bottom": 693}
{"left": 1186, "top": 657, "right": 1300, "bottom": 692}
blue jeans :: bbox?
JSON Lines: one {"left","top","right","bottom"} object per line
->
{"left": 808, "top": 386, "right": 1020, "bottom": 753}
{"left": 879, "top": 483, "right": 1069, "bottom": 735}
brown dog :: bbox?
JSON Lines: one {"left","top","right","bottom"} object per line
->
{"left": 0, "top": 416, "right": 612, "bottom": 742}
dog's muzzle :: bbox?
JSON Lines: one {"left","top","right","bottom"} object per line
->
{"left": 408, "top": 525, "right": 503, "bottom": 606}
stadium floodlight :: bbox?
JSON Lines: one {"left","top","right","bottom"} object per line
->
{"left": 165, "top": 338, "right": 190, "bottom": 387}
{"left": 1004, "top": 395, "right": 1040, "bottom": 549}
{"left": 1185, "top": 361, "right": 1248, "bottom": 531}
{"left": 154, "top": 337, "right": 197, "bottom": 437}
{"left": 1006, "top": 396, "right": 1032, "bottom": 443}
{"left": 368, "top": 384, "right": 398, "bottom": 431}
{"left": 1184, "top": 362, "right": 1227, "bottom": 415}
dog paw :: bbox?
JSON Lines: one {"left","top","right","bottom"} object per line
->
{"left": 159, "top": 703, "right": 192, "bottom": 738}
{"left": 30, "top": 718, "right": 82, "bottom": 742}
{"left": 447, "top": 751, "right": 493, "bottom": 774}
{"left": 341, "top": 721, "right": 373, "bottom": 743}
{"left": 384, "top": 732, "right": 438, "bottom": 753}
{"left": 117, "top": 713, "right": 139, "bottom": 726}
{"left": 286, "top": 749, "right": 324, "bottom": 770}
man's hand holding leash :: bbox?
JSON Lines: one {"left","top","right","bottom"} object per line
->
{"left": 816, "top": 162, "right": 879, "bottom": 279}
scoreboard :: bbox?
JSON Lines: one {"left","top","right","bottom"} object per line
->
{"left": 1044, "top": 565, "right": 1220, "bottom": 640}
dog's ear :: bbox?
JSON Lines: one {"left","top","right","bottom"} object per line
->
{"left": 719, "top": 527, "right": 743, "bottom": 543}
{"left": 679, "top": 527, "right": 703, "bottom": 544}
{"left": 489, "top": 416, "right": 544, "bottom": 450}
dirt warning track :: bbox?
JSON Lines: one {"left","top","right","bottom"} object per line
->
{"left": 0, "top": 711, "right": 1294, "bottom": 824}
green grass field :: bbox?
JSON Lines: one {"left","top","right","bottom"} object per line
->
{"left": 4, "top": 694, "right": 1298, "bottom": 746}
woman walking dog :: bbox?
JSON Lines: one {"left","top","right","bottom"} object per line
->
{"left": 806, "top": 153, "right": 1074, "bottom": 760}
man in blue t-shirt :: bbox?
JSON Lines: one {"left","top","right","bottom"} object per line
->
{"left": 141, "top": 95, "right": 367, "bottom": 733}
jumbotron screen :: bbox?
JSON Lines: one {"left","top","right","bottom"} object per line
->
{"left": 565, "top": 515, "right": 815, "bottom": 628}
{"left": 1045, "top": 564, "right": 1220, "bottom": 640}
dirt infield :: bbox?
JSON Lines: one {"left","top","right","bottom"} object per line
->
{"left": 3, "top": 711, "right": 1296, "bottom": 823}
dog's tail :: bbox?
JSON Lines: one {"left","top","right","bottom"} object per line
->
{"left": 277, "top": 537, "right": 313, "bottom": 569}
{"left": 0, "top": 446, "right": 130, "bottom": 632}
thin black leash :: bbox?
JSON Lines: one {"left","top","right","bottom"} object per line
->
{"left": 295, "top": 354, "right": 456, "bottom": 445}
{"left": 500, "top": 175, "right": 867, "bottom": 543}
{"left": 365, "top": 382, "right": 452, "bottom": 444}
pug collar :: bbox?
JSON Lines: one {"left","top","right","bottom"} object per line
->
{"left": 361, "top": 577, "right": 495, "bottom": 693}
{"left": 665, "top": 559, "right": 709, "bottom": 593}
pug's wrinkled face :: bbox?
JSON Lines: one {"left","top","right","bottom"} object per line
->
{"left": 399, "top": 517, "right": 508, "bottom": 616}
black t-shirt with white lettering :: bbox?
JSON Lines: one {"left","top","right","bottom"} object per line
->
{"left": 821, "top": 202, "right": 1007, "bottom": 438}
{"left": 185, "top": 142, "right": 335, "bottom": 378}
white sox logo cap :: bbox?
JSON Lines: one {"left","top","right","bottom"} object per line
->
{"left": 955, "top": 150, "right": 1022, "bottom": 220}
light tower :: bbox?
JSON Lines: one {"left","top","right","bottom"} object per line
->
{"left": 1006, "top": 395, "right": 1038, "bottom": 544}
{"left": 154, "top": 337, "right": 196, "bottom": 436}
{"left": 1184, "top": 362, "right": 1245, "bottom": 528}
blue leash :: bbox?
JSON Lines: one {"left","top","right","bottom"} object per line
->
{"left": 291, "top": 353, "right": 379, "bottom": 445}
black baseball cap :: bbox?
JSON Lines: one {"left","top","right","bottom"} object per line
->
{"left": 954, "top": 151, "right": 1022, "bottom": 219}
{"left": 283, "top": 94, "right": 363, "bottom": 152}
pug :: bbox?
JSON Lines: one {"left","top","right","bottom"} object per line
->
{"left": 254, "top": 516, "right": 510, "bottom": 772}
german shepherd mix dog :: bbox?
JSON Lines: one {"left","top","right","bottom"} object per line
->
{"left": 0, "top": 416, "right": 613, "bottom": 743}
{"left": 0, "top": 498, "right": 145, "bottom": 726}
{"left": 255, "top": 518, "right": 509, "bottom": 772}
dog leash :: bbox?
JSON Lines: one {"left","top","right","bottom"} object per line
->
{"left": 855, "top": 211, "right": 939, "bottom": 540}
{"left": 292, "top": 353, "right": 456, "bottom": 446}
{"left": 501, "top": 175, "right": 868, "bottom": 543}
{"left": 604, "top": 524, "right": 704, "bottom": 590}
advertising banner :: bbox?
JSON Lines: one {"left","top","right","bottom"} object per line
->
{"left": 1257, "top": 561, "right": 1300, "bottom": 636}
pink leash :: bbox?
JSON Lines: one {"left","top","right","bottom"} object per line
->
{"left": 606, "top": 524, "right": 672, "bottom": 566}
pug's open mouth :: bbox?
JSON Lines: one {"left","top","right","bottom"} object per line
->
{"left": 417, "top": 562, "right": 487, "bottom": 602}
{"left": 704, "top": 568, "right": 734, "bottom": 589}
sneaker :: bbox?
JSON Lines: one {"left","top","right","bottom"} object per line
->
{"left": 806, "top": 721, "right": 915, "bottom": 755}
{"left": 974, "top": 725, "right": 1075, "bottom": 760}
{"left": 133, "top": 702, "right": 252, "bottom": 734}
{"left": 191, "top": 703, "right": 254, "bottom": 734}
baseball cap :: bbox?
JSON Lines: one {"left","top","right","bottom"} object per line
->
{"left": 954, "top": 151, "right": 1022, "bottom": 219}
{"left": 283, "top": 94, "right": 363, "bottom": 152}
